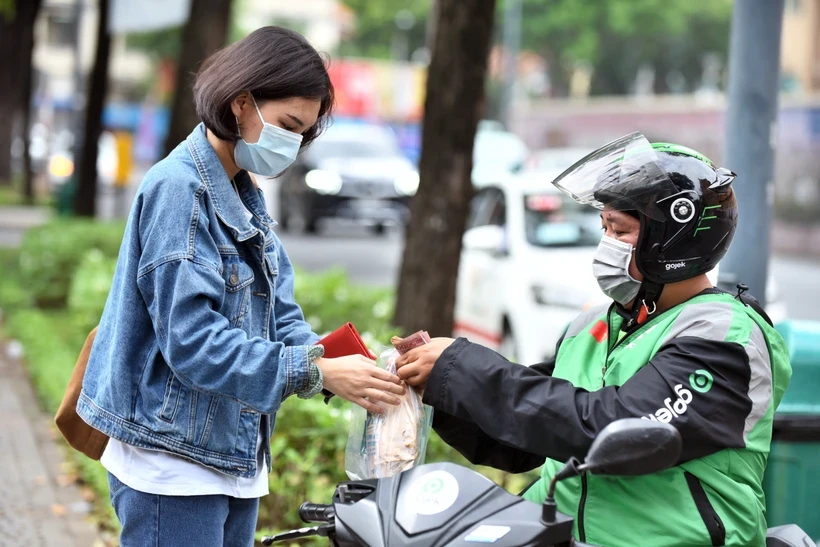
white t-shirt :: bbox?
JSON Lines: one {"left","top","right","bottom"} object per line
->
{"left": 101, "top": 432, "right": 269, "bottom": 498}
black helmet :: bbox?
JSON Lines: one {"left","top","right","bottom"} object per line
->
{"left": 551, "top": 132, "right": 738, "bottom": 322}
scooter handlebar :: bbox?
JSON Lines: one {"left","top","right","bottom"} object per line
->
{"left": 298, "top": 502, "right": 335, "bottom": 523}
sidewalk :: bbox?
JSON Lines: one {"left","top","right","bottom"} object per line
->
{"left": 0, "top": 341, "right": 100, "bottom": 546}
{"left": 0, "top": 206, "right": 50, "bottom": 248}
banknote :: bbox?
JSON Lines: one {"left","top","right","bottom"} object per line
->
{"left": 391, "top": 330, "right": 431, "bottom": 355}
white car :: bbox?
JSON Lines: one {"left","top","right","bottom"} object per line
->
{"left": 454, "top": 170, "right": 787, "bottom": 365}
{"left": 454, "top": 170, "right": 605, "bottom": 364}
{"left": 472, "top": 122, "right": 530, "bottom": 181}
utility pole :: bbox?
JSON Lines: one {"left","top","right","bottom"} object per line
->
{"left": 717, "top": 0, "right": 785, "bottom": 307}
{"left": 499, "top": 0, "right": 521, "bottom": 128}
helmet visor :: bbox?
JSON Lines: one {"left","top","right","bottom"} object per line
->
{"left": 550, "top": 132, "right": 679, "bottom": 220}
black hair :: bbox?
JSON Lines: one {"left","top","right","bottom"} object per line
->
{"left": 193, "top": 26, "right": 334, "bottom": 147}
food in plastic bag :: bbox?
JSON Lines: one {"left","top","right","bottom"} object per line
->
{"left": 345, "top": 331, "right": 434, "bottom": 480}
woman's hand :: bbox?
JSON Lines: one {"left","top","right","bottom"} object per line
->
{"left": 315, "top": 355, "right": 405, "bottom": 414}
{"left": 394, "top": 338, "right": 456, "bottom": 388}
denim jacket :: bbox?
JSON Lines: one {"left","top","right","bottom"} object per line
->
{"left": 78, "top": 123, "right": 322, "bottom": 478}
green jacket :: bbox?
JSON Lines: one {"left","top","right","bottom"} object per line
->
{"left": 425, "top": 290, "right": 792, "bottom": 547}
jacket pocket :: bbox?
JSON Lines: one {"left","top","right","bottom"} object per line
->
{"left": 684, "top": 472, "right": 726, "bottom": 546}
{"left": 159, "top": 373, "right": 182, "bottom": 423}
{"left": 220, "top": 256, "right": 254, "bottom": 327}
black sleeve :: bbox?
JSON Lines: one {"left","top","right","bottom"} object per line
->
{"left": 427, "top": 340, "right": 562, "bottom": 473}
{"left": 431, "top": 412, "right": 545, "bottom": 473}
{"left": 423, "top": 336, "right": 754, "bottom": 465}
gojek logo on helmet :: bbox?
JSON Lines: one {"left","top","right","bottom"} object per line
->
{"left": 641, "top": 370, "right": 713, "bottom": 423}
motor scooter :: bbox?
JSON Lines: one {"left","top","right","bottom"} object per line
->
{"left": 263, "top": 418, "right": 813, "bottom": 547}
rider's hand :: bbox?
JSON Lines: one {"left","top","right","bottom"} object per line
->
{"left": 315, "top": 355, "right": 405, "bottom": 414}
{"left": 394, "top": 338, "right": 455, "bottom": 388}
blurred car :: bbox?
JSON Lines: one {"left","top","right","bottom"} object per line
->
{"left": 454, "top": 167, "right": 788, "bottom": 365}
{"left": 471, "top": 121, "right": 530, "bottom": 184}
{"left": 455, "top": 170, "right": 604, "bottom": 364}
{"left": 278, "top": 123, "right": 418, "bottom": 235}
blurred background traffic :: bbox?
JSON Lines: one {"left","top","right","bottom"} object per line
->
{"left": 1, "top": 0, "right": 820, "bottom": 544}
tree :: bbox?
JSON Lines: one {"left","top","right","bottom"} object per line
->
{"left": 393, "top": 0, "right": 497, "bottom": 336}
{"left": 73, "top": 0, "right": 112, "bottom": 217}
{"left": 18, "top": 0, "right": 43, "bottom": 203}
{"left": 163, "top": 0, "right": 234, "bottom": 156}
{"left": 0, "top": 0, "right": 43, "bottom": 188}
{"left": 514, "top": 0, "right": 733, "bottom": 96}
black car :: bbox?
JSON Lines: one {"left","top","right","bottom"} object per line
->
{"left": 278, "top": 123, "right": 419, "bottom": 234}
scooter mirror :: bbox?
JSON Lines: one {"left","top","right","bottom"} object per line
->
{"left": 580, "top": 418, "right": 681, "bottom": 476}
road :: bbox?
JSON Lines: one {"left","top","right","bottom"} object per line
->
{"left": 278, "top": 221, "right": 820, "bottom": 322}
{"left": 278, "top": 222, "right": 404, "bottom": 288}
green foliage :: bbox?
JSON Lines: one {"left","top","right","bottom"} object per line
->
{"left": 67, "top": 249, "right": 117, "bottom": 335}
{"left": 337, "top": 0, "right": 431, "bottom": 59}
{"left": 125, "top": 26, "right": 183, "bottom": 61}
{"left": 294, "top": 267, "right": 399, "bottom": 344}
{"left": 17, "top": 219, "right": 125, "bottom": 307}
{"left": 0, "top": 178, "right": 52, "bottom": 207}
{"left": 0, "top": 247, "right": 31, "bottom": 311}
{"left": 513, "top": 0, "right": 734, "bottom": 95}
{"left": 4, "top": 308, "right": 81, "bottom": 413}
{"left": 0, "top": 0, "right": 14, "bottom": 21}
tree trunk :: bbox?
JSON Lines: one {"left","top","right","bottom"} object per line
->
{"left": 0, "top": 5, "right": 23, "bottom": 184}
{"left": 20, "top": 0, "right": 44, "bottom": 204}
{"left": 163, "top": 0, "right": 233, "bottom": 156}
{"left": 0, "top": 0, "right": 43, "bottom": 188}
{"left": 73, "top": 0, "right": 111, "bottom": 217}
{"left": 394, "top": 0, "right": 497, "bottom": 337}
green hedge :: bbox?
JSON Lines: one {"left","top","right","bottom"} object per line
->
{"left": 0, "top": 220, "right": 537, "bottom": 544}
{"left": 17, "top": 219, "right": 125, "bottom": 308}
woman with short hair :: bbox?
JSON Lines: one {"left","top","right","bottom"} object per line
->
{"left": 78, "top": 26, "right": 404, "bottom": 546}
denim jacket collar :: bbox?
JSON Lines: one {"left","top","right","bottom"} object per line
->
{"left": 186, "top": 123, "right": 277, "bottom": 241}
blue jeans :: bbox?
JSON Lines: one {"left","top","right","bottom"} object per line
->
{"left": 108, "top": 473, "right": 260, "bottom": 547}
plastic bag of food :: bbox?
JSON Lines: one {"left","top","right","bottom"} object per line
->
{"left": 345, "top": 331, "right": 435, "bottom": 480}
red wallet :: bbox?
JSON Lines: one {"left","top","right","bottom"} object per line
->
{"left": 316, "top": 322, "right": 374, "bottom": 403}
{"left": 316, "top": 322, "right": 373, "bottom": 359}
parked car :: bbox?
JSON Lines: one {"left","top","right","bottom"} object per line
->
{"left": 278, "top": 123, "right": 418, "bottom": 235}
{"left": 471, "top": 122, "right": 529, "bottom": 184}
{"left": 455, "top": 170, "right": 604, "bottom": 364}
{"left": 454, "top": 168, "right": 787, "bottom": 365}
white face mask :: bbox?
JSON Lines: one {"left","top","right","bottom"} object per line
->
{"left": 592, "top": 235, "right": 642, "bottom": 305}
{"left": 233, "top": 95, "right": 303, "bottom": 177}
